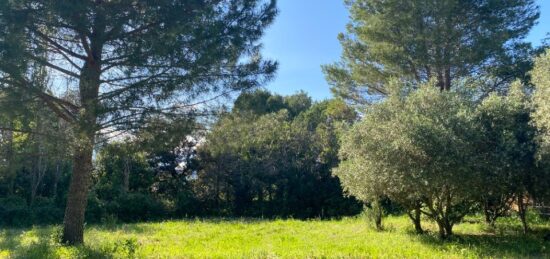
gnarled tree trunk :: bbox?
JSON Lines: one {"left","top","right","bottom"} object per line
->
{"left": 407, "top": 202, "right": 423, "bottom": 234}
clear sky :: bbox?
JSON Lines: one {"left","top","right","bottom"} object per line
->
{"left": 261, "top": 0, "right": 550, "bottom": 101}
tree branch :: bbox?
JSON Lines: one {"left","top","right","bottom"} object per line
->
{"left": 31, "top": 29, "right": 87, "bottom": 60}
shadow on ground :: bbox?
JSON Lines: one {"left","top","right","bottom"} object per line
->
{"left": 413, "top": 226, "right": 550, "bottom": 258}
{"left": 0, "top": 227, "right": 115, "bottom": 259}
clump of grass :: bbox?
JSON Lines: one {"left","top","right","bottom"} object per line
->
{"left": 0, "top": 215, "right": 548, "bottom": 258}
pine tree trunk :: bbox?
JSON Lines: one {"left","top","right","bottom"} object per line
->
{"left": 62, "top": 48, "right": 101, "bottom": 244}
{"left": 62, "top": 138, "right": 94, "bottom": 245}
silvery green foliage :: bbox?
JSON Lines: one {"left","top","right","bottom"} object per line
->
{"left": 335, "top": 82, "right": 480, "bottom": 238}
{"left": 532, "top": 50, "right": 550, "bottom": 153}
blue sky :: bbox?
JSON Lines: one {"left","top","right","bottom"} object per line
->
{"left": 261, "top": 0, "right": 550, "bottom": 101}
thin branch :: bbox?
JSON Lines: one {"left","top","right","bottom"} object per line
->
{"left": 51, "top": 47, "right": 82, "bottom": 70}
{"left": 31, "top": 29, "right": 87, "bottom": 60}
{"left": 27, "top": 55, "right": 81, "bottom": 79}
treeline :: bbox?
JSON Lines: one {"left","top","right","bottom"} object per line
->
{"left": 0, "top": 90, "right": 362, "bottom": 226}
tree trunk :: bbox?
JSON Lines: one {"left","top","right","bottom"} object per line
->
{"left": 444, "top": 67, "right": 451, "bottom": 91}
{"left": 484, "top": 201, "right": 497, "bottom": 228}
{"left": 517, "top": 195, "right": 529, "bottom": 234}
{"left": 437, "top": 71, "right": 445, "bottom": 91}
{"left": 52, "top": 161, "right": 61, "bottom": 199}
{"left": 373, "top": 200, "right": 383, "bottom": 230}
{"left": 437, "top": 220, "right": 447, "bottom": 239}
{"left": 374, "top": 209, "right": 382, "bottom": 230}
{"left": 435, "top": 217, "right": 454, "bottom": 239}
{"left": 122, "top": 157, "right": 130, "bottom": 193}
{"left": 30, "top": 145, "right": 47, "bottom": 207}
{"left": 444, "top": 220, "right": 453, "bottom": 237}
{"left": 62, "top": 139, "right": 94, "bottom": 245}
{"left": 5, "top": 125, "right": 15, "bottom": 195}
{"left": 408, "top": 202, "right": 423, "bottom": 234}
{"left": 436, "top": 220, "right": 449, "bottom": 239}
{"left": 62, "top": 38, "right": 102, "bottom": 244}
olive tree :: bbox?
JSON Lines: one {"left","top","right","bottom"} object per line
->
{"left": 474, "top": 82, "right": 539, "bottom": 231}
{"left": 335, "top": 82, "right": 479, "bottom": 238}
{"left": 533, "top": 50, "right": 550, "bottom": 152}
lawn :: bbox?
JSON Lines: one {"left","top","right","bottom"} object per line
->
{"left": 0, "top": 215, "right": 549, "bottom": 258}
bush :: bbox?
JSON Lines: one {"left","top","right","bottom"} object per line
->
{"left": 108, "top": 193, "right": 167, "bottom": 222}
{"left": 31, "top": 197, "right": 63, "bottom": 225}
{"left": 176, "top": 192, "right": 201, "bottom": 217}
{"left": 86, "top": 193, "right": 108, "bottom": 223}
{"left": 0, "top": 196, "right": 32, "bottom": 226}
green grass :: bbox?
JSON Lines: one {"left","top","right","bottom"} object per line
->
{"left": 0, "top": 215, "right": 549, "bottom": 258}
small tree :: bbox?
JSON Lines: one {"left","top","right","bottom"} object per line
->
{"left": 474, "top": 82, "right": 538, "bottom": 230}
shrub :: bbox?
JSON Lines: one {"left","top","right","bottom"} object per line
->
{"left": 0, "top": 196, "right": 32, "bottom": 226}
{"left": 31, "top": 197, "right": 63, "bottom": 225}
{"left": 108, "top": 193, "right": 167, "bottom": 222}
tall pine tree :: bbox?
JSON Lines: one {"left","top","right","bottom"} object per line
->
{"left": 324, "top": 0, "right": 539, "bottom": 105}
{"left": 0, "top": 0, "right": 277, "bottom": 244}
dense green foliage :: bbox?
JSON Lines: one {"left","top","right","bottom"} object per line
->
{"left": 533, "top": 50, "right": 550, "bottom": 153}
{"left": 335, "top": 79, "right": 550, "bottom": 238}
{"left": 336, "top": 83, "right": 479, "bottom": 237}
{"left": 195, "top": 90, "right": 361, "bottom": 218}
{"left": 0, "top": 91, "right": 363, "bottom": 225}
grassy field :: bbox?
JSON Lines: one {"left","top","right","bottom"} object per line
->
{"left": 0, "top": 215, "right": 549, "bottom": 258}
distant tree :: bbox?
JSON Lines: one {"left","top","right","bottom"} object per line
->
{"left": 0, "top": 0, "right": 277, "bottom": 244}
{"left": 196, "top": 92, "right": 361, "bottom": 218}
{"left": 233, "top": 89, "right": 312, "bottom": 118}
{"left": 233, "top": 90, "right": 286, "bottom": 116}
{"left": 283, "top": 91, "right": 313, "bottom": 118}
{"left": 324, "top": 0, "right": 540, "bottom": 105}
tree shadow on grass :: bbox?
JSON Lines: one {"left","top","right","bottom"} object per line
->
{"left": 90, "top": 222, "right": 153, "bottom": 235}
{"left": 414, "top": 228, "right": 550, "bottom": 258}
{"left": 0, "top": 227, "right": 114, "bottom": 259}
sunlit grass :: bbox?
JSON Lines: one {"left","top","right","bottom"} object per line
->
{"left": 0, "top": 215, "right": 548, "bottom": 258}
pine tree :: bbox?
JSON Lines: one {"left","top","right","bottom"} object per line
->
{"left": 324, "top": 0, "right": 539, "bottom": 105}
{"left": 0, "top": 0, "right": 277, "bottom": 245}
